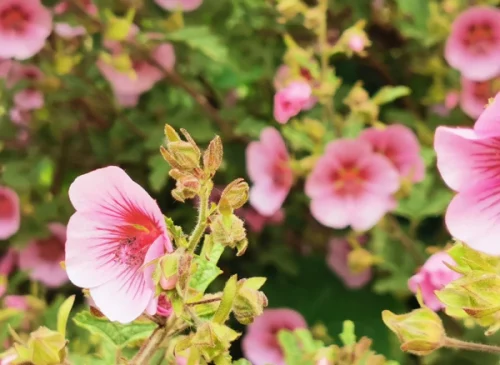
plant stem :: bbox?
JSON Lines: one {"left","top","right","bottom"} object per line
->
{"left": 444, "top": 337, "right": 500, "bottom": 354}
{"left": 386, "top": 216, "right": 425, "bottom": 265}
{"left": 188, "top": 184, "right": 210, "bottom": 253}
{"left": 187, "top": 296, "right": 222, "bottom": 306}
{"left": 129, "top": 326, "right": 167, "bottom": 365}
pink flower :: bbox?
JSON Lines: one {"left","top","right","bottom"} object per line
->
{"left": 0, "top": 0, "right": 52, "bottom": 60}
{"left": 434, "top": 95, "right": 500, "bottom": 254}
{"left": 408, "top": 252, "right": 460, "bottom": 311}
{"left": 0, "top": 187, "right": 20, "bottom": 240}
{"left": 6, "top": 63, "right": 42, "bottom": 87}
{"left": 97, "top": 42, "right": 175, "bottom": 107}
{"left": 0, "top": 58, "right": 12, "bottom": 78}
{"left": 445, "top": 90, "right": 460, "bottom": 110}
{"left": 65, "top": 166, "right": 172, "bottom": 323}
{"left": 54, "top": 23, "right": 86, "bottom": 39}
{"left": 18, "top": 223, "right": 68, "bottom": 288}
{"left": 246, "top": 128, "right": 293, "bottom": 217}
{"left": 273, "top": 81, "right": 313, "bottom": 124}
{"left": 305, "top": 139, "right": 400, "bottom": 231}
{"left": 13, "top": 89, "right": 44, "bottom": 111}
{"left": 359, "top": 125, "right": 425, "bottom": 182}
{"left": 0, "top": 352, "right": 16, "bottom": 365}
{"left": 0, "top": 249, "right": 17, "bottom": 297}
{"left": 9, "top": 107, "right": 31, "bottom": 126}
{"left": 154, "top": 0, "right": 203, "bottom": 12}
{"left": 156, "top": 294, "right": 172, "bottom": 317}
{"left": 445, "top": 6, "right": 500, "bottom": 81}
{"left": 3, "top": 295, "right": 28, "bottom": 311}
{"left": 242, "top": 308, "right": 307, "bottom": 365}
{"left": 460, "top": 76, "right": 500, "bottom": 118}
{"left": 238, "top": 207, "right": 285, "bottom": 233}
{"left": 348, "top": 34, "right": 366, "bottom": 53}
{"left": 327, "top": 238, "right": 372, "bottom": 289}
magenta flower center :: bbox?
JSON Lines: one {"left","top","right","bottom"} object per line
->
{"left": 0, "top": 194, "right": 14, "bottom": 219}
{"left": 113, "top": 224, "right": 160, "bottom": 267}
{"left": 471, "top": 78, "right": 500, "bottom": 103}
{"left": 0, "top": 5, "right": 30, "bottom": 32}
{"left": 299, "top": 67, "right": 312, "bottom": 81}
{"left": 272, "top": 160, "right": 292, "bottom": 187}
{"left": 37, "top": 236, "right": 64, "bottom": 262}
{"left": 463, "top": 22, "right": 496, "bottom": 54}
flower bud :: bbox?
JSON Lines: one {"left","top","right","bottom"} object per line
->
{"left": 382, "top": 308, "right": 445, "bottom": 356}
{"left": 219, "top": 178, "right": 249, "bottom": 214}
{"left": 203, "top": 135, "right": 223, "bottom": 176}
{"left": 347, "top": 248, "right": 376, "bottom": 274}
{"left": 210, "top": 214, "right": 247, "bottom": 250}
{"left": 159, "top": 253, "right": 179, "bottom": 291}
{"left": 104, "top": 8, "right": 136, "bottom": 41}
{"left": 171, "top": 174, "right": 201, "bottom": 202}
{"left": 233, "top": 277, "right": 268, "bottom": 325}
{"left": 161, "top": 126, "right": 201, "bottom": 171}
{"left": 13, "top": 326, "right": 67, "bottom": 365}
{"left": 336, "top": 20, "right": 371, "bottom": 57}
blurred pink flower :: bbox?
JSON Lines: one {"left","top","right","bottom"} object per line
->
{"left": 360, "top": 125, "right": 425, "bottom": 182}
{"left": 242, "top": 308, "right": 307, "bottom": 365}
{"left": 273, "top": 65, "right": 317, "bottom": 110}
{"left": 445, "top": 6, "right": 500, "bottom": 81}
{"left": 316, "top": 359, "right": 330, "bottom": 365}
{"left": 155, "top": 0, "right": 203, "bottom": 12}
{"left": 238, "top": 207, "right": 285, "bottom": 233}
{"left": 348, "top": 34, "right": 366, "bottom": 53}
{"left": 97, "top": 42, "right": 175, "bottom": 107}
{"left": 54, "top": 23, "right": 86, "bottom": 38}
{"left": 327, "top": 238, "right": 372, "bottom": 289}
{"left": 6, "top": 63, "right": 42, "bottom": 87}
{"left": 305, "top": 139, "right": 400, "bottom": 231}
{"left": 13, "top": 89, "right": 44, "bottom": 111}
{"left": 460, "top": 76, "right": 500, "bottom": 118}
{"left": 54, "top": 0, "right": 97, "bottom": 15}
{"left": 434, "top": 95, "right": 500, "bottom": 254}
{"left": 18, "top": 223, "right": 68, "bottom": 288}
{"left": 9, "top": 107, "right": 31, "bottom": 126}
{"left": 274, "top": 81, "right": 312, "bottom": 124}
{"left": 0, "top": 187, "right": 20, "bottom": 240}
{"left": 246, "top": 128, "right": 293, "bottom": 217}
{"left": 65, "top": 166, "right": 173, "bottom": 323}
{"left": 3, "top": 295, "right": 28, "bottom": 311}
{"left": 408, "top": 252, "right": 460, "bottom": 311}
{"left": 0, "top": 0, "right": 52, "bottom": 60}
{"left": 445, "top": 90, "right": 460, "bottom": 110}
{"left": 0, "top": 249, "right": 17, "bottom": 297}
{"left": 0, "top": 58, "right": 12, "bottom": 78}
{"left": 0, "top": 352, "right": 16, "bottom": 365}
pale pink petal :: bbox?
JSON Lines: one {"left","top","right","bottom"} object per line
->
{"left": 54, "top": 23, "right": 86, "bottom": 39}
{"left": 434, "top": 126, "right": 500, "bottom": 191}
{"left": 152, "top": 43, "right": 176, "bottom": 72}
{"left": 445, "top": 180, "right": 500, "bottom": 255}
{"left": 327, "top": 238, "right": 371, "bottom": 289}
{"left": 474, "top": 92, "right": 500, "bottom": 137}
{"left": 347, "top": 192, "right": 395, "bottom": 231}
{"left": 14, "top": 89, "right": 44, "bottom": 110}
{"left": 116, "top": 93, "right": 140, "bottom": 108}
{"left": 359, "top": 154, "right": 400, "bottom": 195}
{"left": 249, "top": 180, "right": 288, "bottom": 217}
{"left": 310, "top": 195, "right": 351, "bottom": 229}
{"left": 154, "top": 0, "right": 203, "bottom": 12}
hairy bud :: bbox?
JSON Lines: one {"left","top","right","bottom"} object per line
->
{"left": 203, "top": 135, "right": 223, "bottom": 176}
{"left": 161, "top": 125, "right": 201, "bottom": 171}
{"left": 219, "top": 178, "right": 249, "bottom": 214}
{"left": 13, "top": 327, "right": 67, "bottom": 365}
{"left": 210, "top": 214, "right": 247, "bottom": 250}
{"left": 233, "top": 277, "right": 268, "bottom": 325}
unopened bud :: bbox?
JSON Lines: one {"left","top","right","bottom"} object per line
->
{"left": 210, "top": 214, "right": 246, "bottom": 249}
{"left": 337, "top": 20, "right": 371, "bottom": 57}
{"left": 104, "top": 8, "right": 136, "bottom": 41}
{"left": 382, "top": 308, "right": 445, "bottom": 356}
{"left": 164, "top": 124, "right": 181, "bottom": 142}
{"left": 13, "top": 326, "right": 67, "bottom": 365}
{"left": 234, "top": 277, "right": 268, "bottom": 325}
{"left": 168, "top": 141, "right": 201, "bottom": 170}
{"left": 158, "top": 253, "right": 179, "bottom": 291}
{"left": 203, "top": 135, "right": 223, "bottom": 176}
{"left": 347, "top": 248, "right": 375, "bottom": 274}
{"left": 219, "top": 178, "right": 249, "bottom": 214}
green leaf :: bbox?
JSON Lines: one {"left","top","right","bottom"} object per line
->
{"left": 395, "top": 0, "right": 429, "bottom": 39}
{"left": 232, "top": 359, "right": 252, "bottom": 365}
{"left": 234, "top": 117, "right": 268, "bottom": 138}
{"left": 278, "top": 330, "right": 314, "bottom": 365}
{"left": 190, "top": 255, "right": 223, "bottom": 292}
{"left": 73, "top": 311, "right": 157, "bottom": 349}
{"left": 166, "top": 26, "right": 229, "bottom": 63}
{"left": 372, "top": 86, "right": 411, "bottom": 105}
{"left": 339, "top": 320, "right": 356, "bottom": 346}
{"left": 57, "top": 295, "right": 75, "bottom": 338}
{"left": 148, "top": 154, "right": 170, "bottom": 192}
{"left": 213, "top": 275, "right": 238, "bottom": 324}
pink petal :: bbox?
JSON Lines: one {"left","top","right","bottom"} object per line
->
{"left": 154, "top": 0, "right": 203, "bottom": 12}
{"left": 0, "top": 187, "right": 20, "bottom": 240}
{"left": 249, "top": 180, "right": 289, "bottom": 217}
{"left": 474, "top": 92, "right": 500, "bottom": 137}
{"left": 310, "top": 195, "right": 351, "bottom": 229}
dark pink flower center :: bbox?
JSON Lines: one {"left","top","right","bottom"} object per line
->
{"left": 471, "top": 78, "right": 500, "bottom": 104}
{"left": 463, "top": 22, "right": 497, "bottom": 54}
{"left": 37, "top": 236, "right": 64, "bottom": 262}
{"left": 299, "top": 67, "right": 312, "bottom": 81}
{"left": 334, "top": 167, "right": 365, "bottom": 196}
{"left": 272, "top": 160, "right": 292, "bottom": 187}
{"left": 0, "top": 194, "right": 14, "bottom": 219}
{"left": 0, "top": 5, "right": 30, "bottom": 32}
{"left": 113, "top": 223, "right": 160, "bottom": 267}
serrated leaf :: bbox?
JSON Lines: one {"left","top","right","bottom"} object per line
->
{"left": 190, "top": 255, "right": 223, "bottom": 292}
{"left": 72, "top": 311, "right": 157, "bottom": 349}
{"left": 372, "top": 86, "right": 411, "bottom": 105}
{"left": 166, "top": 26, "right": 229, "bottom": 63}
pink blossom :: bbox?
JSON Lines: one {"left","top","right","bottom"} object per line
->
{"left": 238, "top": 207, "right": 285, "bottom": 233}
{"left": 54, "top": 0, "right": 97, "bottom": 16}
{"left": 359, "top": 125, "right": 425, "bottom": 182}
{"left": 274, "top": 81, "right": 313, "bottom": 124}
{"left": 18, "top": 223, "right": 68, "bottom": 288}
{"left": 242, "top": 308, "right": 307, "bottom": 365}
{"left": 6, "top": 63, "right": 42, "bottom": 87}
{"left": 0, "top": 59, "right": 12, "bottom": 78}
{"left": 155, "top": 0, "right": 203, "bottom": 12}
{"left": 54, "top": 23, "right": 86, "bottom": 39}
{"left": 273, "top": 65, "right": 317, "bottom": 110}
{"left": 445, "top": 6, "right": 500, "bottom": 81}
{"left": 3, "top": 295, "right": 28, "bottom": 311}
{"left": 445, "top": 90, "right": 460, "bottom": 110}
{"left": 434, "top": 96, "right": 500, "bottom": 254}
{"left": 305, "top": 139, "right": 400, "bottom": 231}
{"left": 0, "top": 249, "right": 17, "bottom": 297}
{"left": 246, "top": 128, "right": 293, "bottom": 217}
{"left": 327, "top": 238, "right": 372, "bottom": 289}
{"left": 0, "top": 0, "right": 52, "bottom": 60}
{"left": 408, "top": 252, "right": 460, "bottom": 311}
{"left": 9, "top": 107, "right": 31, "bottom": 126}
{"left": 0, "top": 352, "right": 16, "bottom": 365}
{"left": 97, "top": 42, "right": 175, "bottom": 107}
{"left": 460, "top": 76, "right": 500, "bottom": 119}
{"left": 348, "top": 34, "right": 366, "bottom": 52}
{"left": 0, "top": 187, "right": 20, "bottom": 240}
{"left": 13, "top": 89, "right": 44, "bottom": 111}
{"left": 65, "top": 166, "right": 173, "bottom": 323}
{"left": 156, "top": 294, "right": 172, "bottom": 317}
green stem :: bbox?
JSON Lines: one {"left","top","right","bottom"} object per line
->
{"left": 386, "top": 216, "right": 425, "bottom": 265}
{"left": 444, "top": 337, "right": 500, "bottom": 354}
{"left": 188, "top": 184, "right": 210, "bottom": 253}
{"left": 129, "top": 326, "right": 167, "bottom": 365}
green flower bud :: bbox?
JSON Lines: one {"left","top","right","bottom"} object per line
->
{"left": 210, "top": 214, "right": 246, "bottom": 250}
{"left": 233, "top": 277, "right": 268, "bottom": 325}
{"left": 219, "top": 178, "right": 249, "bottom": 214}
{"left": 203, "top": 135, "right": 223, "bottom": 176}
{"left": 382, "top": 308, "right": 445, "bottom": 356}
{"left": 14, "top": 327, "right": 67, "bottom": 365}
